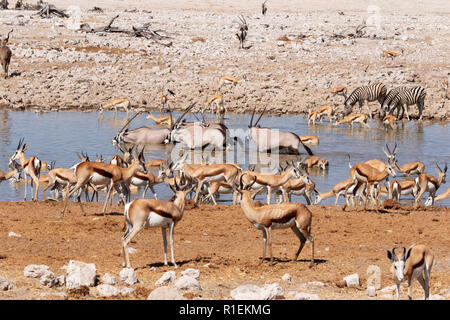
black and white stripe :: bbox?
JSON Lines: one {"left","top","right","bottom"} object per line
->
{"left": 380, "top": 86, "right": 407, "bottom": 118}
{"left": 344, "top": 83, "right": 387, "bottom": 117}
{"left": 386, "top": 86, "right": 426, "bottom": 120}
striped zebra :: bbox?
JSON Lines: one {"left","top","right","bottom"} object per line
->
{"left": 344, "top": 83, "right": 387, "bottom": 118}
{"left": 380, "top": 86, "right": 406, "bottom": 119}
{"left": 385, "top": 86, "right": 426, "bottom": 121}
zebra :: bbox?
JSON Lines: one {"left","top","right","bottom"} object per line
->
{"left": 344, "top": 83, "right": 387, "bottom": 119}
{"left": 380, "top": 86, "right": 407, "bottom": 119}
{"left": 385, "top": 86, "right": 426, "bottom": 121}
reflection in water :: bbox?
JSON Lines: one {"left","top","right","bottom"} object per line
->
{"left": 0, "top": 110, "right": 448, "bottom": 206}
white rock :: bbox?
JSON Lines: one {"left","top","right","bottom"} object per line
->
{"left": 120, "top": 287, "right": 135, "bottom": 296}
{"left": 63, "top": 260, "right": 97, "bottom": 289}
{"left": 40, "top": 270, "right": 58, "bottom": 288}
{"left": 147, "top": 286, "right": 187, "bottom": 300}
{"left": 96, "top": 284, "right": 120, "bottom": 297}
{"left": 429, "top": 294, "right": 445, "bottom": 300}
{"left": 24, "top": 264, "right": 50, "bottom": 278}
{"left": 8, "top": 231, "right": 21, "bottom": 238}
{"left": 380, "top": 285, "right": 396, "bottom": 293}
{"left": 366, "top": 286, "right": 377, "bottom": 297}
{"left": 380, "top": 294, "right": 395, "bottom": 299}
{"left": 101, "top": 273, "right": 117, "bottom": 285}
{"left": 293, "top": 292, "right": 321, "bottom": 300}
{"left": 181, "top": 268, "right": 200, "bottom": 279}
{"left": 175, "top": 275, "right": 202, "bottom": 291}
{"left": 0, "top": 276, "right": 13, "bottom": 291}
{"left": 308, "top": 281, "right": 325, "bottom": 287}
{"left": 343, "top": 273, "right": 361, "bottom": 287}
{"left": 155, "top": 271, "right": 177, "bottom": 286}
{"left": 260, "top": 283, "right": 284, "bottom": 300}
{"left": 231, "top": 284, "right": 262, "bottom": 300}
{"left": 120, "top": 268, "right": 138, "bottom": 285}
{"left": 282, "top": 273, "right": 292, "bottom": 282}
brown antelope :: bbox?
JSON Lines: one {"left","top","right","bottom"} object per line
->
{"left": 301, "top": 156, "right": 328, "bottom": 170}
{"left": 9, "top": 138, "right": 42, "bottom": 201}
{"left": 61, "top": 148, "right": 147, "bottom": 217}
{"left": 129, "top": 170, "right": 162, "bottom": 199}
{"left": 392, "top": 159, "right": 425, "bottom": 177}
{"left": 159, "top": 88, "right": 175, "bottom": 111}
{"left": 299, "top": 135, "right": 319, "bottom": 146}
{"left": 343, "top": 160, "right": 397, "bottom": 211}
{"left": 425, "top": 187, "right": 450, "bottom": 206}
{"left": 331, "top": 86, "right": 347, "bottom": 105}
{"left": 0, "top": 29, "right": 13, "bottom": 78}
{"left": 235, "top": 15, "right": 248, "bottom": 49}
{"left": 121, "top": 177, "right": 195, "bottom": 268}
{"left": 234, "top": 174, "right": 314, "bottom": 266}
{"left": 146, "top": 112, "right": 173, "bottom": 127}
{"left": 414, "top": 163, "right": 446, "bottom": 206}
{"left": 383, "top": 114, "right": 396, "bottom": 129}
{"left": 41, "top": 166, "right": 78, "bottom": 201}
{"left": 314, "top": 178, "right": 358, "bottom": 206}
{"left": 316, "top": 105, "right": 334, "bottom": 122}
{"left": 387, "top": 244, "right": 434, "bottom": 300}
{"left": 173, "top": 154, "right": 242, "bottom": 206}
{"left": 0, "top": 167, "right": 20, "bottom": 184}
{"left": 206, "top": 94, "right": 225, "bottom": 115}
{"left": 307, "top": 108, "right": 321, "bottom": 125}
{"left": 0, "top": 95, "right": 10, "bottom": 105}
{"left": 146, "top": 159, "right": 168, "bottom": 171}
{"left": 99, "top": 98, "right": 132, "bottom": 115}
{"left": 277, "top": 172, "right": 314, "bottom": 204}
{"left": 386, "top": 179, "right": 418, "bottom": 201}
{"left": 334, "top": 113, "right": 369, "bottom": 128}
{"left": 218, "top": 76, "right": 245, "bottom": 89}
{"left": 382, "top": 49, "right": 403, "bottom": 61}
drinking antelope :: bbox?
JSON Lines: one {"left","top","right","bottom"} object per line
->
{"left": 121, "top": 177, "right": 195, "bottom": 268}
{"left": 425, "top": 187, "right": 450, "bottom": 206}
{"left": 307, "top": 109, "right": 321, "bottom": 125}
{"left": 234, "top": 174, "right": 314, "bottom": 266}
{"left": 301, "top": 156, "right": 329, "bottom": 170}
{"left": 387, "top": 245, "right": 434, "bottom": 300}
{"left": 61, "top": 148, "right": 147, "bottom": 217}
{"left": 0, "top": 29, "right": 13, "bottom": 78}
{"left": 316, "top": 105, "right": 334, "bottom": 122}
{"left": 414, "top": 163, "right": 446, "bottom": 206}
{"left": 314, "top": 178, "right": 358, "bottom": 206}
{"left": 277, "top": 172, "right": 314, "bottom": 204}
{"left": 333, "top": 113, "right": 369, "bottom": 128}
{"left": 206, "top": 94, "right": 225, "bottom": 117}
{"left": 0, "top": 167, "right": 20, "bottom": 184}
{"left": 9, "top": 138, "right": 41, "bottom": 201}
{"left": 383, "top": 114, "right": 396, "bottom": 129}
{"left": 331, "top": 86, "right": 347, "bottom": 106}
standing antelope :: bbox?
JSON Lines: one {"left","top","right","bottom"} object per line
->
{"left": 0, "top": 29, "right": 13, "bottom": 78}
{"left": 248, "top": 107, "right": 313, "bottom": 155}
{"left": 262, "top": 0, "right": 268, "bottom": 15}
{"left": 9, "top": 138, "right": 41, "bottom": 201}
{"left": 333, "top": 113, "right": 369, "bottom": 128}
{"left": 331, "top": 86, "right": 347, "bottom": 106}
{"left": 61, "top": 148, "right": 147, "bottom": 217}
{"left": 218, "top": 76, "right": 245, "bottom": 89}
{"left": 344, "top": 83, "right": 387, "bottom": 118}
{"left": 235, "top": 15, "right": 248, "bottom": 49}
{"left": 121, "top": 177, "right": 195, "bottom": 268}
{"left": 425, "top": 187, "right": 450, "bottom": 206}
{"left": 146, "top": 112, "right": 173, "bottom": 127}
{"left": 414, "top": 163, "right": 446, "bottom": 206}
{"left": 234, "top": 174, "right": 314, "bottom": 266}
{"left": 382, "top": 49, "right": 403, "bottom": 61}
{"left": 277, "top": 172, "right": 314, "bottom": 204}
{"left": 387, "top": 245, "right": 434, "bottom": 300}
{"left": 386, "top": 179, "right": 418, "bottom": 202}
{"left": 100, "top": 98, "right": 132, "bottom": 116}
{"left": 392, "top": 159, "right": 425, "bottom": 177}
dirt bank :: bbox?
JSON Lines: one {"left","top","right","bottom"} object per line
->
{"left": 0, "top": 201, "right": 449, "bottom": 300}
{"left": 0, "top": 1, "right": 449, "bottom": 120}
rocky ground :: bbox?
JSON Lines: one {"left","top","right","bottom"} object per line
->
{"left": 0, "top": 201, "right": 449, "bottom": 300}
{"left": 0, "top": 1, "right": 449, "bottom": 119}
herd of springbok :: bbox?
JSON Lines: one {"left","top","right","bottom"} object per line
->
{"left": 0, "top": 8, "right": 448, "bottom": 300}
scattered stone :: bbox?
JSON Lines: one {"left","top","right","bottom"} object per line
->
{"left": 292, "top": 292, "right": 321, "bottom": 300}
{"left": 181, "top": 268, "right": 200, "bottom": 280}
{"left": 230, "top": 284, "right": 262, "bottom": 300}
{"left": 96, "top": 284, "right": 120, "bottom": 297}
{"left": 439, "top": 288, "right": 450, "bottom": 296}
{"left": 282, "top": 273, "right": 292, "bottom": 282}
{"left": 343, "top": 274, "right": 361, "bottom": 287}
{"left": 147, "top": 286, "right": 187, "bottom": 300}
{"left": 260, "top": 283, "right": 284, "bottom": 300}
{"left": 120, "top": 268, "right": 138, "bottom": 285}
{"left": 155, "top": 271, "right": 176, "bottom": 286}
{"left": 380, "top": 285, "right": 396, "bottom": 293}
{"left": 175, "top": 275, "right": 202, "bottom": 292}
{"left": 101, "top": 273, "right": 117, "bottom": 285}
{"left": 366, "top": 286, "right": 377, "bottom": 297}
{"left": 429, "top": 294, "right": 445, "bottom": 300}
{"left": 336, "top": 280, "right": 346, "bottom": 288}
{"left": 63, "top": 260, "right": 97, "bottom": 289}
{"left": 0, "top": 276, "right": 13, "bottom": 291}
{"left": 8, "top": 231, "right": 21, "bottom": 238}
{"left": 24, "top": 264, "right": 50, "bottom": 278}
{"left": 40, "top": 270, "right": 58, "bottom": 288}
{"left": 120, "top": 287, "right": 135, "bottom": 296}
{"left": 308, "top": 281, "right": 325, "bottom": 288}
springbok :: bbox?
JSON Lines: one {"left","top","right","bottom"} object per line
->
{"left": 425, "top": 187, "right": 450, "bottom": 206}
{"left": 0, "top": 167, "right": 20, "bottom": 184}
{"left": 121, "top": 177, "right": 195, "bottom": 268}
{"left": 218, "top": 76, "right": 245, "bottom": 89}
{"left": 299, "top": 135, "right": 319, "bottom": 146}
{"left": 442, "top": 79, "right": 449, "bottom": 99}
{"left": 61, "top": 148, "right": 147, "bottom": 217}
{"left": 382, "top": 49, "right": 403, "bottom": 61}
{"left": 331, "top": 86, "right": 347, "bottom": 105}
{"left": 387, "top": 244, "right": 434, "bottom": 300}
{"left": 9, "top": 138, "right": 41, "bottom": 201}
{"left": 233, "top": 174, "right": 314, "bottom": 266}
{"left": 146, "top": 112, "right": 173, "bottom": 127}
{"left": 277, "top": 171, "right": 314, "bottom": 204}
{"left": 315, "top": 105, "right": 334, "bottom": 122}
{"left": 314, "top": 178, "right": 358, "bottom": 206}
{"left": 393, "top": 159, "right": 425, "bottom": 177}
{"left": 300, "top": 156, "right": 328, "bottom": 170}
{"left": 206, "top": 94, "right": 225, "bottom": 115}
{"left": 248, "top": 107, "right": 313, "bottom": 155}
{"left": 386, "top": 179, "right": 418, "bottom": 202}
{"left": 262, "top": 0, "right": 268, "bottom": 15}
{"left": 100, "top": 98, "right": 132, "bottom": 115}
{"left": 333, "top": 113, "right": 369, "bottom": 128}
{"left": 383, "top": 114, "right": 396, "bottom": 129}
{"left": 0, "top": 29, "right": 13, "bottom": 78}
{"left": 414, "top": 163, "right": 446, "bottom": 206}
{"left": 307, "top": 109, "right": 321, "bottom": 125}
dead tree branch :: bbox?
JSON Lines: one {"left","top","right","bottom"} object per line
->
{"left": 34, "top": 2, "right": 69, "bottom": 18}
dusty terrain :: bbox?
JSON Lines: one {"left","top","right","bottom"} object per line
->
{"left": 0, "top": 201, "right": 449, "bottom": 300}
{"left": 0, "top": 1, "right": 449, "bottom": 119}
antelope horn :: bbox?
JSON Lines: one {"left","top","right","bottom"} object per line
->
{"left": 17, "top": 137, "right": 24, "bottom": 150}
{"left": 249, "top": 107, "right": 256, "bottom": 127}
{"left": 173, "top": 103, "right": 196, "bottom": 129}
{"left": 385, "top": 143, "right": 391, "bottom": 154}
{"left": 118, "top": 111, "right": 142, "bottom": 135}
{"left": 254, "top": 106, "right": 267, "bottom": 126}
{"left": 435, "top": 162, "right": 442, "bottom": 173}
{"left": 393, "top": 143, "right": 398, "bottom": 155}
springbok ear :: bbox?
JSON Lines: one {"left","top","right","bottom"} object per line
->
{"left": 405, "top": 247, "right": 413, "bottom": 261}
{"left": 387, "top": 250, "right": 393, "bottom": 261}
